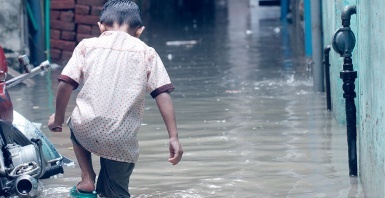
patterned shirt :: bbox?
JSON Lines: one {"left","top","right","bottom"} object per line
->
{"left": 58, "top": 31, "right": 174, "bottom": 163}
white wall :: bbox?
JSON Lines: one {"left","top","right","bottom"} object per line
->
{"left": 0, "top": 0, "right": 26, "bottom": 57}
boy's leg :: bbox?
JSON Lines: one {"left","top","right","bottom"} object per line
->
{"left": 71, "top": 131, "right": 96, "bottom": 192}
{"left": 96, "top": 157, "right": 135, "bottom": 198}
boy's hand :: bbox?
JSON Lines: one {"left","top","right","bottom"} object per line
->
{"left": 48, "top": 114, "right": 62, "bottom": 132}
{"left": 168, "top": 138, "right": 183, "bottom": 165}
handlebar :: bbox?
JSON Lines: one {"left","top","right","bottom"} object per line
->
{"left": 5, "top": 60, "right": 50, "bottom": 88}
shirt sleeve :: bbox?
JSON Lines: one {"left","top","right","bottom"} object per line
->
{"left": 146, "top": 48, "right": 175, "bottom": 98}
{"left": 58, "top": 41, "right": 85, "bottom": 90}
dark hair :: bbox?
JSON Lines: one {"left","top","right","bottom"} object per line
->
{"left": 100, "top": 0, "right": 142, "bottom": 28}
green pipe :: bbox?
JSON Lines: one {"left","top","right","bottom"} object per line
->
{"left": 45, "top": 0, "right": 50, "bottom": 62}
{"left": 44, "top": 0, "right": 54, "bottom": 113}
{"left": 26, "top": 1, "right": 38, "bottom": 32}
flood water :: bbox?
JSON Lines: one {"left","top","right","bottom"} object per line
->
{"left": 8, "top": 1, "right": 364, "bottom": 197}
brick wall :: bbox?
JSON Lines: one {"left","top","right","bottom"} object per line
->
{"left": 50, "top": 0, "right": 148, "bottom": 64}
{"left": 50, "top": 0, "right": 108, "bottom": 63}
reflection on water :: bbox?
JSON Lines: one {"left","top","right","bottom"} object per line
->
{"left": 8, "top": 0, "right": 363, "bottom": 197}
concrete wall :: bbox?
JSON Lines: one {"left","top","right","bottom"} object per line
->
{"left": 0, "top": 0, "right": 26, "bottom": 58}
{"left": 322, "top": 0, "right": 385, "bottom": 197}
{"left": 356, "top": 1, "right": 385, "bottom": 197}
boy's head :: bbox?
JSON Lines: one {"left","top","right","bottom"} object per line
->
{"left": 98, "top": 0, "right": 144, "bottom": 37}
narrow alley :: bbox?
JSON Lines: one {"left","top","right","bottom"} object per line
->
{"left": 7, "top": 1, "right": 364, "bottom": 197}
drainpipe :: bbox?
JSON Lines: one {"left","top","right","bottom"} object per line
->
{"left": 324, "top": 46, "right": 331, "bottom": 110}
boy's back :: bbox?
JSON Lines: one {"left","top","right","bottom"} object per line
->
{"left": 59, "top": 31, "right": 174, "bottom": 163}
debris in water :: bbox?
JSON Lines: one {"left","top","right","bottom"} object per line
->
{"left": 226, "top": 90, "right": 241, "bottom": 94}
{"left": 167, "top": 54, "right": 173, "bottom": 60}
{"left": 64, "top": 161, "right": 75, "bottom": 167}
{"left": 246, "top": 30, "right": 253, "bottom": 35}
{"left": 50, "top": 63, "right": 61, "bottom": 70}
{"left": 166, "top": 40, "right": 198, "bottom": 46}
{"left": 274, "top": 27, "right": 280, "bottom": 33}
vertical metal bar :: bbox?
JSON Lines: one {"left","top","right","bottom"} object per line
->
{"left": 341, "top": 57, "right": 358, "bottom": 176}
{"left": 324, "top": 46, "right": 331, "bottom": 110}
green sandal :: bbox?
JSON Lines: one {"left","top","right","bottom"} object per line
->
{"left": 69, "top": 186, "right": 97, "bottom": 198}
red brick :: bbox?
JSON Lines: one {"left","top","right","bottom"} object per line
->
{"left": 50, "top": 30, "right": 61, "bottom": 39}
{"left": 50, "top": 11, "right": 60, "bottom": 20}
{"left": 61, "top": 31, "right": 76, "bottom": 41}
{"left": 77, "top": 0, "right": 107, "bottom": 6}
{"left": 91, "top": 25, "right": 100, "bottom": 35}
{"left": 51, "top": 39, "right": 76, "bottom": 51}
{"left": 91, "top": 6, "right": 102, "bottom": 16}
{"left": 76, "top": 33, "right": 94, "bottom": 43}
{"left": 59, "top": 11, "right": 74, "bottom": 22}
{"left": 77, "top": 25, "right": 92, "bottom": 34}
{"left": 75, "top": 14, "right": 99, "bottom": 25}
{"left": 51, "top": 20, "right": 75, "bottom": 31}
{"left": 75, "top": 5, "right": 90, "bottom": 15}
{"left": 61, "top": 50, "right": 73, "bottom": 60}
{"left": 50, "top": 49, "right": 62, "bottom": 59}
{"left": 51, "top": 0, "right": 75, "bottom": 10}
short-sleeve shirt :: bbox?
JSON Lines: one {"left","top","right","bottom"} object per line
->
{"left": 58, "top": 31, "right": 174, "bottom": 163}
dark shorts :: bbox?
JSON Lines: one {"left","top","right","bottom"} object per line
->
{"left": 70, "top": 130, "right": 135, "bottom": 198}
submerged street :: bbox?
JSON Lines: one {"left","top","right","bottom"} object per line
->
{"left": 8, "top": 1, "right": 364, "bottom": 197}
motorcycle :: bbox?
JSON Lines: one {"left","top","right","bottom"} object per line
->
{"left": 0, "top": 45, "right": 66, "bottom": 197}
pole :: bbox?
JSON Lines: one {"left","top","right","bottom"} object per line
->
{"left": 324, "top": 46, "right": 331, "bottom": 110}
{"left": 310, "top": 0, "right": 323, "bottom": 92}
{"left": 341, "top": 57, "right": 357, "bottom": 176}
{"left": 45, "top": 0, "right": 50, "bottom": 62}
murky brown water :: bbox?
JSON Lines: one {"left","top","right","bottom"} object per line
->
{"left": 7, "top": 1, "right": 364, "bottom": 197}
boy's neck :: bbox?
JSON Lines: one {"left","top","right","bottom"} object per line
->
{"left": 105, "top": 23, "right": 129, "bottom": 31}
{"left": 104, "top": 24, "right": 136, "bottom": 36}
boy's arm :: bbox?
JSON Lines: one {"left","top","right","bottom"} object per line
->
{"left": 48, "top": 81, "right": 74, "bottom": 132}
{"left": 155, "top": 92, "right": 183, "bottom": 165}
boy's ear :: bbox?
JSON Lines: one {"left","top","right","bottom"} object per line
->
{"left": 135, "top": 26, "right": 145, "bottom": 38}
{"left": 98, "top": 22, "right": 106, "bottom": 33}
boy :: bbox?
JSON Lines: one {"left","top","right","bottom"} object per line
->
{"left": 48, "top": 0, "right": 183, "bottom": 197}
